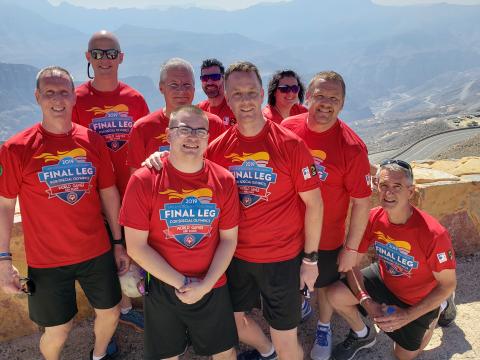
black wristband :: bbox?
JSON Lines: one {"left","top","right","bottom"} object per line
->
{"left": 111, "top": 236, "right": 125, "bottom": 246}
{"left": 302, "top": 251, "right": 319, "bottom": 262}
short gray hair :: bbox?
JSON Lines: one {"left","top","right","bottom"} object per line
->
{"left": 159, "top": 57, "right": 195, "bottom": 84}
{"left": 376, "top": 163, "right": 414, "bottom": 186}
{"left": 36, "top": 66, "right": 75, "bottom": 91}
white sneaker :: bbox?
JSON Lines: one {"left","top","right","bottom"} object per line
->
{"left": 310, "top": 324, "right": 332, "bottom": 360}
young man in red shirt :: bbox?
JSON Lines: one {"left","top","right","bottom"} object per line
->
{"left": 198, "top": 58, "right": 236, "bottom": 127}
{"left": 0, "top": 67, "right": 128, "bottom": 360}
{"left": 327, "top": 160, "right": 456, "bottom": 360}
{"left": 127, "top": 57, "right": 226, "bottom": 172}
{"left": 73, "top": 30, "right": 150, "bottom": 331}
{"left": 120, "top": 105, "right": 239, "bottom": 360}
{"left": 281, "top": 71, "right": 372, "bottom": 360}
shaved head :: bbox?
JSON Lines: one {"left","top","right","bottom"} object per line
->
{"left": 88, "top": 30, "right": 121, "bottom": 51}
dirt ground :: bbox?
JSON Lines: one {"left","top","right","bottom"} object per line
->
{"left": 1, "top": 253, "right": 479, "bottom": 360}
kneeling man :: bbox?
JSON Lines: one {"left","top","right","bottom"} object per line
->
{"left": 120, "top": 105, "right": 239, "bottom": 360}
{"left": 327, "top": 159, "right": 456, "bottom": 360}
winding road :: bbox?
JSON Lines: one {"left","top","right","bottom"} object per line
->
{"left": 369, "top": 127, "right": 480, "bottom": 163}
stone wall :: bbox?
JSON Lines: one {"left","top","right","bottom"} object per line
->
{"left": 0, "top": 157, "right": 478, "bottom": 342}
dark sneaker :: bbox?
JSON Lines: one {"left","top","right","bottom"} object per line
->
{"left": 89, "top": 338, "right": 119, "bottom": 359}
{"left": 310, "top": 324, "right": 332, "bottom": 360}
{"left": 237, "top": 349, "right": 278, "bottom": 360}
{"left": 301, "top": 299, "right": 313, "bottom": 322}
{"left": 332, "top": 326, "right": 376, "bottom": 360}
{"left": 438, "top": 293, "right": 457, "bottom": 327}
{"left": 119, "top": 308, "right": 144, "bottom": 332}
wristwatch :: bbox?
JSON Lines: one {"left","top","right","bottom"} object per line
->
{"left": 111, "top": 237, "right": 125, "bottom": 246}
{"left": 302, "top": 251, "right": 319, "bottom": 262}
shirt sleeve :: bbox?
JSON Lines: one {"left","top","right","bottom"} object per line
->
{"left": 207, "top": 113, "right": 227, "bottom": 142}
{"left": 119, "top": 168, "right": 152, "bottom": 231}
{"left": 127, "top": 124, "right": 147, "bottom": 169}
{"left": 94, "top": 135, "right": 116, "bottom": 189}
{"left": 0, "top": 144, "right": 22, "bottom": 199}
{"left": 218, "top": 174, "right": 240, "bottom": 230}
{"left": 358, "top": 211, "right": 376, "bottom": 253}
{"left": 289, "top": 139, "right": 320, "bottom": 193}
{"left": 138, "top": 98, "right": 150, "bottom": 118}
{"left": 344, "top": 148, "right": 372, "bottom": 199}
{"left": 424, "top": 230, "right": 456, "bottom": 272}
{"left": 71, "top": 104, "right": 80, "bottom": 124}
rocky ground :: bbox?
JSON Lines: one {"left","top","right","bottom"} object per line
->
{"left": 1, "top": 252, "right": 479, "bottom": 360}
{"left": 433, "top": 134, "right": 480, "bottom": 160}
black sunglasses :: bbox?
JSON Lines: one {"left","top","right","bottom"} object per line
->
{"left": 277, "top": 84, "right": 300, "bottom": 94}
{"left": 89, "top": 48, "right": 120, "bottom": 60}
{"left": 19, "top": 277, "right": 35, "bottom": 295}
{"left": 200, "top": 73, "right": 222, "bottom": 82}
{"left": 379, "top": 159, "right": 412, "bottom": 174}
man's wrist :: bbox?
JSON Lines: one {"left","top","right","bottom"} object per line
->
{"left": 302, "top": 250, "right": 319, "bottom": 263}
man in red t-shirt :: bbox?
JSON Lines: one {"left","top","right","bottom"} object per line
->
{"left": 143, "top": 62, "right": 323, "bottom": 360}
{"left": 326, "top": 160, "right": 456, "bottom": 360}
{"left": 120, "top": 105, "right": 239, "bottom": 360}
{"left": 282, "top": 71, "right": 372, "bottom": 360}
{"left": 127, "top": 58, "right": 226, "bottom": 172}
{"left": 0, "top": 67, "right": 128, "bottom": 360}
{"left": 198, "top": 58, "right": 236, "bottom": 127}
{"left": 72, "top": 30, "right": 149, "bottom": 332}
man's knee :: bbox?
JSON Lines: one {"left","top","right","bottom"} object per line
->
{"left": 43, "top": 320, "right": 73, "bottom": 344}
{"left": 393, "top": 342, "right": 421, "bottom": 360}
{"left": 94, "top": 304, "right": 121, "bottom": 322}
{"left": 326, "top": 281, "right": 351, "bottom": 308}
{"left": 212, "top": 347, "right": 236, "bottom": 360}
{"left": 270, "top": 327, "right": 299, "bottom": 357}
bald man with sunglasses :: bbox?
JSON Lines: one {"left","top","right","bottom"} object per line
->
{"left": 72, "top": 30, "right": 150, "bottom": 333}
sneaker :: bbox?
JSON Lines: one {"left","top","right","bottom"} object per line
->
{"left": 301, "top": 299, "right": 313, "bottom": 322}
{"left": 332, "top": 326, "right": 376, "bottom": 360}
{"left": 119, "top": 308, "right": 144, "bottom": 332}
{"left": 89, "top": 338, "right": 119, "bottom": 359}
{"left": 438, "top": 293, "right": 457, "bottom": 327}
{"left": 237, "top": 349, "right": 278, "bottom": 360}
{"left": 310, "top": 324, "right": 332, "bottom": 360}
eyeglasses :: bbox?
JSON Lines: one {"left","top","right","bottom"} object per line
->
{"left": 89, "top": 49, "right": 120, "bottom": 60}
{"left": 379, "top": 159, "right": 412, "bottom": 174}
{"left": 169, "top": 125, "right": 209, "bottom": 138}
{"left": 19, "top": 277, "right": 35, "bottom": 295}
{"left": 167, "top": 83, "right": 193, "bottom": 91}
{"left": 200, "top": 73, "right": 222, "bottom": 82}
{"left": 277, "top": 85, "right": 300, "bottom": 94}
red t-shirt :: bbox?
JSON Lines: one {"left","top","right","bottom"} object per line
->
{"left": 198, "top": 98, "right": 236, "bottom": 127}
{"left": 262, "top": 103, "right": 307, "bottom": 124}
{"left": 119, "top": 159, "right": 240, "bottom": 287}
{"left": 0, "top": 123, "right": 116, "bottom": 268}
{"left": 359, "top": 207, "right": 456, "bottom": 305}
{"left": 127, "top": 109, "right": 226, "bottom": 169}
{"left": 206, "top": 120, "right": 320, "bottom": 262}
{"left": 72, "top": 81, "right": 149, "bottom": 196}
{"left": 282, "top": 115, "right": 372, "bottom": 250}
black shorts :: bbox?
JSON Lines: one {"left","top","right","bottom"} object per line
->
{"left": 314, "top": 247, "right": 341, "bottom": 288}
{"left": 28, "top": 250, "right": 122, "bottom": 327}
{"left": 358, "top": 263, "right": 440, "bottom": 351}
{"left": 144, "top": 278, "right": 238, "bottom": 359}
{"left": 227, "top": 255, "right": 301, "bottom": 331}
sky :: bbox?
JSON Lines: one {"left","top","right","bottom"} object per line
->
{"left": 47, "top": 0, "right": 480, "bottom": 11}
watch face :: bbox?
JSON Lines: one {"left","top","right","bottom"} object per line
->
{"left": 304, "top": 251, "right": 319, "bottom": 261}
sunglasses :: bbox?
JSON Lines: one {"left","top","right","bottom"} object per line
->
{"left": 169, "top": 125, "right": 209, "bottom": 138}
{"left": 200, "top": 73, "right": 222, "bottom": 82}
{"left": 379, "top": 159, "right": 412, "bottom": 173}
{"left": 19, "top": 277, "right": 35, "bottom": 295}
{"left": 89, "top": 49, "right": 120, "bottom": 60}
{"left": 277, "top": 84, "right": 300, "bottom": 94}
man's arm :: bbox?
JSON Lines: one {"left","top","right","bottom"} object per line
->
{"left": 177, "top": 226, "right": 238, "bottom": 304}
{"left": 374, "top": 269, "right": 456, "bottom": 332}
{"left": 298, "top": 188, "right": 323, "bottom": 291}
{"left": 124, "top": 227, "right": 185, "bottom": 289}
{"left": 337, "top": 196, "right": 370, "bottom": 272}
{"left": 0, "top": 196, "right": 21, "bottom": 293}
{"left": 99, "top": 186, "right": 130, "bottom": 275}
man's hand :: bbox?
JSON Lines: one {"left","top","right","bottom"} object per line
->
{"left": 300, "top": 262, "right": 318, "bottom": 292}
{"left": 175, "top": 280, "right": 210, "bottom": 304}
{"left": 361, "top": 298, "right": 384, "bottom": 320}
{"left": 374, "top": 304, "right": 413, "bottom": 332}
{"left": 0, "top": 262, "right": 22, "bottom": 294}
{"left": 141, "top": 151, "right": 169, "bottom": 170}
{"left": 113, "top": 245, "right": 131, "bottom": 276}
{"left": 337, "top": 248, "right": 358, "bottom": 273}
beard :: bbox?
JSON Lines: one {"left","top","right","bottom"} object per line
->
{"left": 204, "top": 85, "right": 220, "bottom": 99}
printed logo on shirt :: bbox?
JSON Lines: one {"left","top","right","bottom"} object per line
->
{"left": 226, "top": 152, "right": 277, "bottom": 208}
{"left": 310, "top": 150, "right": 328, "bottom": 181}
{"left": 437, "top": 252, "right": 447, "bottom": 263}
{"left": 224, "top": 116, "right": 236, "bottom": 126}
{"left": 373, "top": 231, "right": 418, "bottom": 277}
{"left": 87, "top": 104, "right": 133, "bottom": 152}
{"left": 302, "top": 164, "right": 317, "bottom": 180}
{"left": 35, "top": 148, "right": 95, "bottom": 205}
{"left": 159, "top": 188, "right": 219, "bottom": 249}
{"left": 154, "top": 133, "right": 170, "bottom": 152}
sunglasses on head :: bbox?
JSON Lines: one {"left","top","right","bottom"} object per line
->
{"left": 200, "top": 73, "right": 222, "bottom": 82}
{"left": 277, "top": 84, "right": 300, "bottom": 94}
{"left": 380, "top": 159, "right": 412, "bottom": 173}
{"left": 89, "top": 48, "right": 120, "bottom": 60}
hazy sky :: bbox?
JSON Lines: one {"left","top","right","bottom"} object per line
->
{"left": 47, "top": 0, "right": 480, "bottom": 10}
